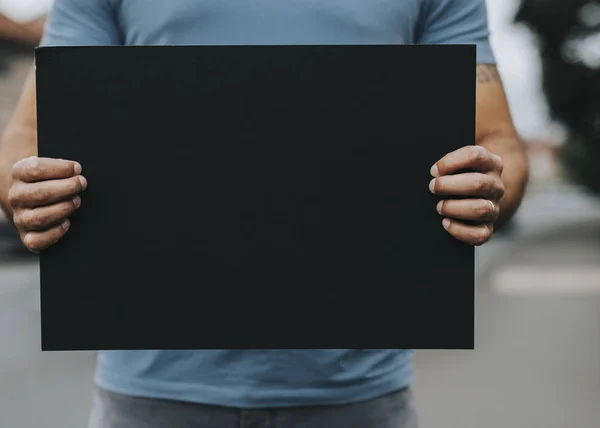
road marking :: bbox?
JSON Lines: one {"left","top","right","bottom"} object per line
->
{"left": 490, "top": 266, "right": 600, "bottom": 295}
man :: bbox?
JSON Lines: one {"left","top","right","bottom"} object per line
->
{"left": 0, "top": 0, "right": 529, "bottom": 427}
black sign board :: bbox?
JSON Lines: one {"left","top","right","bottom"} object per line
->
{"left": 36, "top": 45, "right": 475, "bottom": 351}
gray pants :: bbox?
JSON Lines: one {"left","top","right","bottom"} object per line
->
{"left": 88, "top": 387, "right": 419, "bottom": 428}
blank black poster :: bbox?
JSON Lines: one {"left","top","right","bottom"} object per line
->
{"left": 35, "top": 45, "right": 475, "bottom": 351}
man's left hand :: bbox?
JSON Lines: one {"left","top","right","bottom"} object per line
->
{"left": 430, "top": 145, "right": 505, "bottom": 246}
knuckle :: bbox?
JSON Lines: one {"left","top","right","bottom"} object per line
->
{"left": 475, "top": 200, "right": 493, "bottom": 218}
{"left": 12, "top": 156, "right": 34, "bottom": 178}
{"left": 468, "top": 145, "right": 484, "bottom": 163}
{"left": 475, "top": 176, "right": 491, "bottom": 192}
{"left": 7, "top": 186, "right": 20, "bottom": 207}
{"left": 22, "top": 233, "right": 40, "bottom": 251}
{"left": 11, "top": 161, "right": 23, "bottom": 179}
{"left": 474, "top": 228, "right": 491, "bottom": 246}
{"left": 12, "top": 211, "right": 24, "bottom": 228}
{"left": 473, "top": 235, "right": 485, "bottom": 246}
{"left": 25, "top": 157, "right": 42, "bottom": 180}
{"left": 496, "top": 182, "right": 506, "bottom": 198}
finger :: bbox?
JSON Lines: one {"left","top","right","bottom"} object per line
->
{"left": 442, "top": 218, "right": 493, "bottom": 246}
{"left": 431, "top": 145, "right": 502, "bottom": 177}
{"left": 8, "top": 175, "right": 87, "bottom": 209}
{"left": 12, "top": 156, "right": 82, "bottom": 183}
{"left": 430, "top": 172, "right": 504, "bottom": 199}
{"left": 437, "top": 198, "right": 499, "bottom": 222}
{"left": 14, "top": 196, "right": 81, "bottom": 232}
{"left": 21, "top": 219, "right": 71, "bottom": 253}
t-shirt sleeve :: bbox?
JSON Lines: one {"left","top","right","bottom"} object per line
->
{"left": 40, "top": 0, "right": 122, "bottom": 46}
{"left": 418, "top": 0, "right": 495, "bottom": 64}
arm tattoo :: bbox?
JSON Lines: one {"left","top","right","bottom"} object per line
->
{"left": 476, "top": 64, "right": 501, "bottom": 84}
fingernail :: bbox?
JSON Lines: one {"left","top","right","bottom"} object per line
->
{"left": 429, "top": 179, "right": 436, "bottom": 193}
{"left": 436, "top": 200, "right": 444, "bottom": 214}
{"left": 61, "top": 219, "right": 71, "bottom": 230}
{"left": 79, "top": 176, "right": 87, "bottom": 190}
{"left": 430, "top": 164, "right": 439, "bottom": 177}
{"left": 442, "top": 218, "right": 451, "bottom": 229}
{"left": 73, "top": 162, "right": 82, "bottom": 175}
{"left": 73, "top": 196, "right": 81, "bottom": 208}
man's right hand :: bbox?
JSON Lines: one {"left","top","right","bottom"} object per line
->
{"left": 8, "top": 157, "right": 87, "bottom": 252}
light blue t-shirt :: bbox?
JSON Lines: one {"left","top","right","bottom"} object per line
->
{"left": 41, "top": 0, "right": 494, "bottom": 408}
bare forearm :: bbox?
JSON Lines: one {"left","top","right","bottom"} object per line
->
{"left": 0, "top": 128, "right": 37, "bottom": 218}
{"left": 479, "top": 135, "right": 529, "bottom": 228}
{"left": 0, "top": 71, "right": 38, "bottom": 218}
{"left": 474, "top": 64, "right": 530, "bottom": 229}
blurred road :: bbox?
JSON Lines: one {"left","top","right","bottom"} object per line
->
{"left": 1, "top": 183, "right": 600, "bottom": 428}
{"left": 414, "top": 185, "right": 600, "bottom": 428}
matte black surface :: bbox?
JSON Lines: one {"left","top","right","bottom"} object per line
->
{"left": 35, "top": 45, "right": 475, "bottom": 351}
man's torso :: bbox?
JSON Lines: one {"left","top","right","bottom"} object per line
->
{"left": 111, "top": 0, "right": 424, "bottom": 46}
{"left": 76, "top": 0, "right": 422, "bottom": 410}
{"left": 40, "top": 0, "right": 492, "bottom": 410}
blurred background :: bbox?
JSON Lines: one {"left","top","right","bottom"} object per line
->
{"left": 0, "top": 0, "right": 599, "bottom": 427}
